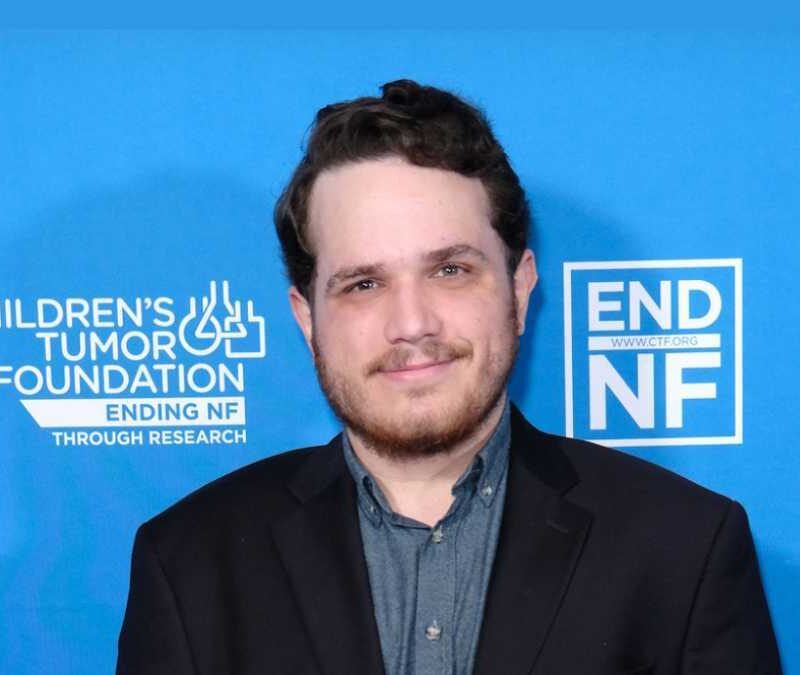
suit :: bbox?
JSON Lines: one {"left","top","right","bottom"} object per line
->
{"left": 117, "top": 406, "right": 782, "bottom": 674}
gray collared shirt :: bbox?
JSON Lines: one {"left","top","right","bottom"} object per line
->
{"left": 342, "top": 399, "right": 511, "bottom": 675}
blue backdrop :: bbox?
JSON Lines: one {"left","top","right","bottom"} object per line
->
{"left": 1, "top": 31, "right": 798, "bottom": 673}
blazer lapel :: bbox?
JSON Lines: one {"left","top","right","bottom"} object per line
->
{"left": 473, "top": 407, "right": 593, "bottom": 675}
{"left": 270, "top": 436, "right": 385, "bottom": 675}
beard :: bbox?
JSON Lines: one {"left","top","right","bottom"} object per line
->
{"left": 312, "top": 301, "right": 519, "bottom": 460}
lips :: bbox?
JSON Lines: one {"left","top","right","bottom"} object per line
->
{"left": 380, "top": 359, "right": 452, "bottom": 374}
{"left": 365, "top": 342, "right": 472, "bottom": 377}
{"left": 376, "top": 359, "right": 457, "bottom": 384}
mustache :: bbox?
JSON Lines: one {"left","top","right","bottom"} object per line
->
{"left": 364, "top": 341, "right": 473, "bottom": 376}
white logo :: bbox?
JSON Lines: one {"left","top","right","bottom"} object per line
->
{"left": 179, "top": 281, "right": 265, "bottom": 358}
{"left": 563, "top": 259, "right": 742, "bottom": 447}
{"left": 0, "top": 281, "right": 267, "bottom": 447}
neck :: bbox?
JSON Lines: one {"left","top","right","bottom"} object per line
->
{"left": 347, "top": 392, "right": 507, "bottom": 526}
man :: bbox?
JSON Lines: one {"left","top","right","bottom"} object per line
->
{"left": 117, "top": 80, "right": 782, "bottom": 674}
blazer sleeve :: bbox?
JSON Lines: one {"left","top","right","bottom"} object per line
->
{"left": 116, "top": 525, "right": 197, "bottom": 675}
{"left": 681, "top": 500, "right": 783, "bottom": 674}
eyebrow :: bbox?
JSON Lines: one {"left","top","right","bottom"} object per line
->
{"left": 325, "top": 264, "right": 387, "bottom": 291}
{"left": 423, "top": 244, "right": 488, "bottom": 265}
{"left": 324, "top": 244, "right": 489, "bottom": 292}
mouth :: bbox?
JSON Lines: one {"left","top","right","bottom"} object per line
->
{"left": 378, "top": 359, "right": 455, "bottom": 382}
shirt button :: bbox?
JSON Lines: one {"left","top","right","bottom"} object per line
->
{"left": 431, "top": 526, "right": 444, "bottom": 543}
{"left": 425, "top": 621, "right": 442, "bottom": 641}
{"left": 481, "top": 484, "right": 493, "bottom": 497}
{"left": 368, "top": 504, "right": 376, "bottom": 513}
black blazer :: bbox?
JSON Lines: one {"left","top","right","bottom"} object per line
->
{"left": 117, "top": 406, "right": 782, "bottom": 674}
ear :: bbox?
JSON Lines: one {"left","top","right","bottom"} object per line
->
{"left": 288, "top": 286, "right": 315, "bottom": 355}
{"left": 512, "top": 249, "right": 538, "bottom": 335}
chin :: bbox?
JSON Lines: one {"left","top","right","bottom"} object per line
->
{"left": 347, "top": 392, "right": 504, "bottom": 460}
{"left": 314, "top": 340, "right": 514, "bottom": 459}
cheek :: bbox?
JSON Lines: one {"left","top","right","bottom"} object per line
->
{"left": 450, "top": 290, "right": 511, "bottom": 331}
{"left": 314, "top": 310, "right": 379, "bottom": 356}
{"left": 465, "top": 299, "right": 517, "bottom": 352}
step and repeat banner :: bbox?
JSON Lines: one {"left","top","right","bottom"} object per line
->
{"left": 1, "top": 32, "right": 798, "bottom": 673}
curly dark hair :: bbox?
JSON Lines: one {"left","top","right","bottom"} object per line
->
{"left": 274, "top": 79, "right": 531, "bottom": 298}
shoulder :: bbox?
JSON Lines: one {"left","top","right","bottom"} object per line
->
{"left": 535, "top": 428, "right": 736, "bottom": 546}
{"left": 553, "top": 430, "right": 725, "bottom": 501}
{"left": 138, "top": 441, "right": 335, "bottom": 551}
{"left": 510, "top": 405, "right": 730, "bottom": 514}
{"left": 509, "top": 401, "right": 737, "bottom": 540}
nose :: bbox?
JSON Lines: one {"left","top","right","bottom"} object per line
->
{"left": 383, "top": 281, "right": 443, "bottom": 344}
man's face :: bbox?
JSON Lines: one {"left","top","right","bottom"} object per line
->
{"left": 289, "top": 156, "right": 536, "bottom": 459}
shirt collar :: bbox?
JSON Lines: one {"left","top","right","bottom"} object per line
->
{"left": 341, "top": 396, "right": 511, "bottom": 527}
{"left": 470, "top": 397, "right": 510, "bottom": 508}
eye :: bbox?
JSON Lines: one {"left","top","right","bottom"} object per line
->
{"left": 435, "top": 263, "right": 466, "bottom": 277}
{"left": 345, "top": 278, "right": 378, "bottom": 293}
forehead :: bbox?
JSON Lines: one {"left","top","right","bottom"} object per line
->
{"left": 306, "top": 157, "right": 498, "bottom": 267}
